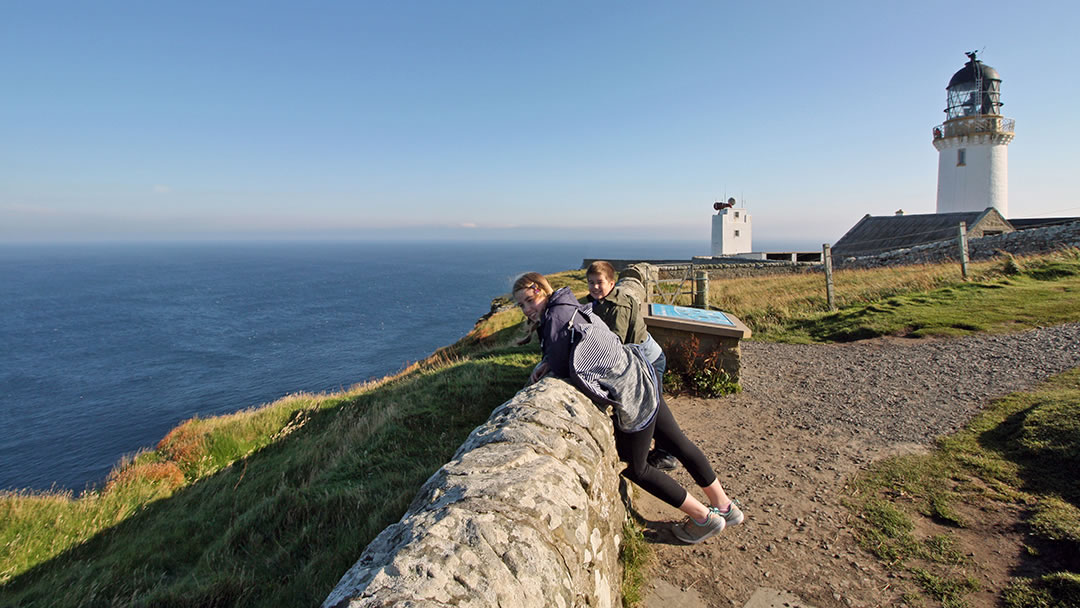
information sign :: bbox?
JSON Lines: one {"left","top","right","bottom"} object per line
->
{"left": 648, "top": 304, "right": 736, "bottom": 327}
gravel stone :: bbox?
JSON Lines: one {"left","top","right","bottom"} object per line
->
{"left": 736, "top": 322, "right": 1080, "bottom": 445}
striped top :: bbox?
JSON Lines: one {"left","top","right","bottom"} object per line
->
{"left": 540, "top": 288, "right": 659, "bottom": 432}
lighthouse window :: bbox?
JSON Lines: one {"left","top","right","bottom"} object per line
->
{"left": 734, "top": 211, "right": 740, "bottom": 218}
{"left": 734, "top": 230, "right": 740, "bottom": 237}
{"left": 957, "top": 148, "right": 966, "bottom": 166}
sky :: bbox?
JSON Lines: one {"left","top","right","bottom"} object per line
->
{"left": 3, "top": 0, "right": 1079, "bottom": 250}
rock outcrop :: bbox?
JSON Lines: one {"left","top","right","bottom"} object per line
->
{"left": 322, "top": 377, "right": 627, "bottom": 608}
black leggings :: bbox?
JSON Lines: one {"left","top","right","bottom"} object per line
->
{"left": 614, "top": 395, "right": 717, "bottom": 508}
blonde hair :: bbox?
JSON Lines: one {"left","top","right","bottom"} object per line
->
{"left": 512, "top": 272, "right": 554, "bottom": 297}
{"left": 586, "top": 260, "right": 616, "bottom": 282}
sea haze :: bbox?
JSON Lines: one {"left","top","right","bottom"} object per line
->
{"left": 0, "top": 239, "right": 704, "bottom": 493}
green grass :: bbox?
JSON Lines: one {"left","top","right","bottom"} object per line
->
{"left": 846, "top": 369, "right": 1080, "bottom": 607}
{"left": 620, "top": 520, "right": 651, "bottom": 607}
{"left": 785, "top": 272, "right": 1080, "bottom": 342}
{"left": 702, "top": 248, "right": 1080, "bottom": 342}
{"left": 0, "top": 348, "right": 539, "bottom": 607}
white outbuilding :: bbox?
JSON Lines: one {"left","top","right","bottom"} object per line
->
{"left": 710, "top": 198, "right": 752, "bottom": 256}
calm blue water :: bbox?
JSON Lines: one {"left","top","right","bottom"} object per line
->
{"left": 0, "top": 239, "right": 703, "bottom": 493}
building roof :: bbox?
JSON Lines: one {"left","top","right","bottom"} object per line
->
{"left": 1009, "top": 217, "right": 1080, "bottom": 230}
{"left": 832, "top": 209, "right": 1007, "bottom": 257}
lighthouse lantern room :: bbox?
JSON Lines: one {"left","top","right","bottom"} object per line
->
{"left": 932, "top": 51, "right": 1015, "bottom": 216}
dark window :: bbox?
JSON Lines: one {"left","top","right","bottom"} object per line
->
{"left": 957, "top": 148, "right": 966, "bottom": 166}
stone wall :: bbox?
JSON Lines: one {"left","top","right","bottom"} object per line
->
{"left": 322, "top": 378, "right": 627, "bottom": 608}
{"left": 648, "top": 324, "right": 743, "bottom": 381}
{"left": 835, "top": 220, "right": 1080, "bottom": 269}
{"left": 666, "top": 263, "right": 817, "bottom": 281}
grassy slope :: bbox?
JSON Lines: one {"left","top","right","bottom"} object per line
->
{"left": 1, "top": 350, "right": 539, "bottom": 607}
{"left": 2, "top": 251, "right": 1079, "bottom": 607}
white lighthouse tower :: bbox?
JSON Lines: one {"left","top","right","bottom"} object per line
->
{"left": 932, "top": 51, "right": 1015, "bottom": 216}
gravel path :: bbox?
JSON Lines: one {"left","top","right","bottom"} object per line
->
{"left": 638, "top": 323, "right": 1080, "bottom": 608}
{"left": 742, "top": 322, "right": 1080, "bottom": 445}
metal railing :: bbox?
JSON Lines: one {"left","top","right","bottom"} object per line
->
{"left": 932, "top": 116, "right": 1015, "bottom": 140}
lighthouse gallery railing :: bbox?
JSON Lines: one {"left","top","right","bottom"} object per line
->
{"left": 932, "top": 116, "right": 1015, "bottom": 140}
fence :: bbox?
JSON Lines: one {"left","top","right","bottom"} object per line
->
{"left": 638, "top": 220, "right": 1080, "bottom": 317}
{"left": 652, "top": 264, "right": 711, "bottom": 307}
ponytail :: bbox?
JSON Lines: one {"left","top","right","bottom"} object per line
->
{"left": 512, "top": 272, "right": 554, "bottom": 298}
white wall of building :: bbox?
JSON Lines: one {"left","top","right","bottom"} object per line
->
{"left": 710, "top": 207, "right": 752, "bottom": 255}
{"left": 935, "top": 136, "right": 1009, "bottom": 217}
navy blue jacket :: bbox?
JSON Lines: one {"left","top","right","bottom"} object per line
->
{"left": 537, "top": 287, "right": 659, "bottom": 432}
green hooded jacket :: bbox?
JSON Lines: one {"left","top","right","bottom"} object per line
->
{"left": 587, "top": 284, "right": 648, "bottom": 346}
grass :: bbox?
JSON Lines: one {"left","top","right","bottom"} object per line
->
{"left": 620, "top": 520, "right": 651, "bottom": 607}
{"left": 3, "top": 249, "right": 1080, "bottom": 607}
{"left": 845, "top": 368, "right": 1080, "bottom": 607}
{"left": 698, "top": 248, "right": 1080, "bottom": 342}
{"left": 0, "top": 348, "right": 539, "bottom": 607}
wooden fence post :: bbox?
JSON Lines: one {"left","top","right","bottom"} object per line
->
{"left": 823, "top": 243, "right": 836, "bottom": 311}
{"left": 694, "top": 270, "right": 708, "bottom": 308}
{"left": 957, "top": 222, "right": 970, "bottom": 280}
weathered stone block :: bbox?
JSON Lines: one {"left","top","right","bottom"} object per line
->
{"left": 322, "top": 378, "right": 626, "bottom": 608}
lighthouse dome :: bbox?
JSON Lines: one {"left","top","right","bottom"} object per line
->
{"left": 948, "top": 59, "right": 1001, "bottom": 88}
{"left": 944, "top": 52, "right": 1003, "bottom": 118}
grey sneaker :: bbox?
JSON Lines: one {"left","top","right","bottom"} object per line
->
{"left": 647, "top": 448, "right": 678, "bottom": 471}
{"left": 672, "top": 511, "right": 725, "bottom": 544}
{"left": 710, "top": 502, "right": 744, "bottom": 527}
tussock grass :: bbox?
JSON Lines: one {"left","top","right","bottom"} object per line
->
{"left": 846, "top": 369, "right": 1080, "bottom": 607}
{"left": 705, "top": 248, "right": 1080, "bottom": 342}
{"left": 1, "top": 347, "right": 539, "bottom": 607}
{"left": 619, "top": 520, "right": 651, "bottom": 607}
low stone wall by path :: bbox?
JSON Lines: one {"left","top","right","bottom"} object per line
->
{"left": 322, "top": 378, "right": 627, "bottom": 608}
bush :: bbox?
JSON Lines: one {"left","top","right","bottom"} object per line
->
{"left": 661, "top": 369, "right": 683, "bottom": 394}
{"left": 687, "top": 366, "right": 741, "bottom": 398}
{"left": 662, "top": 334, "right": 740, "bottom": 398}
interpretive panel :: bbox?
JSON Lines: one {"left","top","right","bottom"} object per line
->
{"left": 645, "top": 304, "right": 750, "bottom": 339}
{"left": 649, "top": 304, "right": 736, "bottom": 327}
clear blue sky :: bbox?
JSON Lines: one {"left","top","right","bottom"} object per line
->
{"left": 3, "top": 0, "right": 1078, "bottom": 249}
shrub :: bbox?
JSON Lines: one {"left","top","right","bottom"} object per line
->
{"left": 687, "top": 366, "right": 740, "bottom": 398}
{"left": 663, "top": 334, "right": 740, "bottom": 398}
{"left": 661, "top": 369, "right": 683, "bottom": 394}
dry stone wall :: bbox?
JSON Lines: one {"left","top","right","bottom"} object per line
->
{"left": 836, "top": 221, "right": 1080, "bottom": 269}
{"left": 322, "top": 378, "right": 627, "bottom": 608}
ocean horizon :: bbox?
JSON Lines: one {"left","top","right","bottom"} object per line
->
{"left": 2, "top": 238, "right": 758, "bottom": 494}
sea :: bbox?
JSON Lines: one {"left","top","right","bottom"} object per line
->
{"left": 0, "top": 239, "right": 704, "bottom": 494}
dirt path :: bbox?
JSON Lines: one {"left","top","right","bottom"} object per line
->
{"left": 634, "top": 323, "right": 1080, "bottom": 608}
